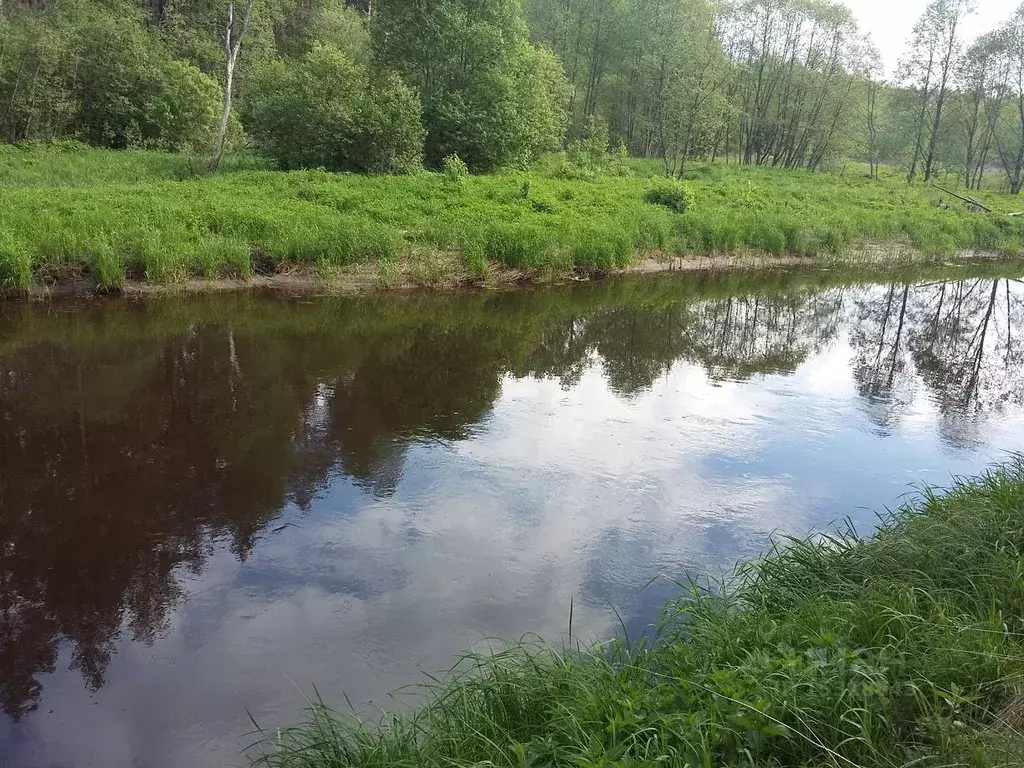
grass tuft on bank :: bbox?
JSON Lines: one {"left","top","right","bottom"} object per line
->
{"left": 253, "top": 460, "right": 1024, "bottom": 768}
{"left": 2, "top": 146, "right": 1024, "bottom": 294}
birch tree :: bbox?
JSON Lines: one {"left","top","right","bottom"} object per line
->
{"left": 209, "top": 0, "right": 255, "bottom": 172}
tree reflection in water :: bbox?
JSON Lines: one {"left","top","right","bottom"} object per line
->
{"left": 851, "top": 276, "right": 1024, "bottom": 445}
{"left": 1, "top": 269, "right": 1022, "bottom": 719}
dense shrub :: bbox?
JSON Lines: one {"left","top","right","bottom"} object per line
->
{"left": 0, "top": 14, "right": 75, "bottom": 143}
{"left": 0, "top": 10, "right": 223, "bottom": 151}
{"left": 352, "top": 71, "right": 425, "bottom": 174}
{"left": 373, "top": 0, "right": 568, "bottom": 171}
{"left": 644, "top": 180, "right": 691, "bottom": 213}
{"left": 442, "top": 153, "right": 470, "bottom": 189}
{"left": 142, "top": 60, "right": 223, "bottom": 152}
{"left": 244, "top": 44, "right": 423, "bottom": 173}
{"left": 72, "top": 15, "right": 157, "bottom": 148}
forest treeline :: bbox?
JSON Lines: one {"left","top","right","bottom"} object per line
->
{"left": 0, "top": 0, "right": 1022, "bottom": 191}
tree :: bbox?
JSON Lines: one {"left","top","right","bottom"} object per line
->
{"left": 71, "top": 13, "right": 160, "bottom": 148}
{"left": 0, "top": 3, "right": 223, "bottom": 149}
{"left": 981, "top": 4, "right": 1024, "bottom": 194}
{"left": 958, "top": 32, "right": 999, "bottom": 189}
{"left": 719, "top": 0, "right": 867, "bottom": 170}
{"left": 660, "top": 0, "right": 730, "bottom": 178}
{"left": 143, "top": 60, "right": 223, "bottom": 151}
{"left": 209, "top": 0, "right": 256, "bottom": 172}
{"left": 0, "top": 11, "right": 75, "bottom": 142}
{"left": 244, "top": 43, "right": 423, "bottom": 173}
{"left": 373, "top": 0, "right": 568, "bottom": 169}
{"left": 899, "top": 0, "right": 975, "bottom": 184}
{"left": 863, "top": 45, "right": 885, "bottom": 179}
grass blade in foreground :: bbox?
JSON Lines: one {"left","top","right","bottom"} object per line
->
{"left": 254, "top": 460, "right": 1024, "bottom": 767}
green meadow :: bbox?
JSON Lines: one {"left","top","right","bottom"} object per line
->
{"left": 2, "top": 145, "right": 1024, "bottom": 294}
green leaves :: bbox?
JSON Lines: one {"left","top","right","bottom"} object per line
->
{"left": 643, "top": 181, "right": 690, "bottom": 214}
{"left": 244, "top": 44, "right": 424, "bottom": 174}
{"left": 373, "top": 0, "right": 568, "bottom": 171}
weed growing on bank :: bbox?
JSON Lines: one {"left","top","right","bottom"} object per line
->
{"left": 1, "top": 146, "right": 1023, "bottom": 293}
{"left": 253, "top": 460, "right": 1024, "bottom": 768}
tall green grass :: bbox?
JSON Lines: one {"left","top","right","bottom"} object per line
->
{"left": 1, "top": 145, "right": 1024, "bottom": 293}
{"left": 253, "top": 460, "right": 1024, "bottom": 768}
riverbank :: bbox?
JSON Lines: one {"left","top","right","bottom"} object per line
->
{"left": 253, "top": 461, "right": 1024, "bottom": 768}
{"left": 15, "top": 249, "right": 1024, "bottom": 300}
{"left": 2, "top": 146, "right": 1024, "bottom": 297}
{"left": 3, "top": 251, "right": 914, "bottom": 299}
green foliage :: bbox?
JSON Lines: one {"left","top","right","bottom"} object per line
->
{"left": 269, "top": 0, "right": 370, "bottom": 61}
{"left": 0, "top": 13, "right": 76, "bottom": 142}
{"left": 442, "top": 153, "right": 470, "bottom": 189}
{"left": 0, "top": 6, "right": 223, "bottom": 151}
{"left": 0, "top": 0, "right": 1022, "bottom": 192}
{"left": 553, "top": 120, "right": 637, "bottom": 179}
{"left": 87, "top": 240, "right": 125, "bottom": 291}
{"left": 643, "top": 180, "right": 690, "bottom": 213}
{"left": 254, "top": 460, "right": 1024, "bottom": 768}
{"left": 244, "top": 44, "right": 423, "bottom": 173}
{"left": 372, "top": 0, "right": 568, "bottom": 170}
{"left": 564, "top": 117, "right": 610, "bottom": 174}
{"left": 570, "top": 226, "right": 632, "bottom": 269}
{"left": 72, "top": 13, "right": 158, "bottom": 148}
{"left": 1, "top": 147, "right": 1023, "bottom": 293}
{"left": 0, "top": 232, "right": 31, "bottom": 291}
{"left": 190, "top": 236, "right": 252, "bottom": 278}
{"left": 143, "top": 60, "right": 223, "bottom": 152}
{"left": 482, "top": 222, "right": 555, "bottom": 268}
{"left": 352, "top": 71, "right": 425, "bottom": 174}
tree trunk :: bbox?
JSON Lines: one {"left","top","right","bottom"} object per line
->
{"left": 907, "top": 42, "right": 936, "bottom": 185}
{"left": 924, "top": 12, "right": 965, "bottom": 182}
{"left": 209, "top": 1, "right": 255, "bottom": 173}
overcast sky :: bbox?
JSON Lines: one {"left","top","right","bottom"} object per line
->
{"left": 846, "top": 0, "right": 1020, "bottom": 75}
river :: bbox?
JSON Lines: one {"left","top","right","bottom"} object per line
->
{"left": 2, "top": 267, "right": 1024, "bottom": 767}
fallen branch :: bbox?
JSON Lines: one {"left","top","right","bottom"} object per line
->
{"left": 931, "top": 183, "right": 992, "bottom": 213}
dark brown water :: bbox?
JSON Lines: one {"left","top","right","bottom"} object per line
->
{"left": 2, "top": 268, "right": 1024, "bottom": 768}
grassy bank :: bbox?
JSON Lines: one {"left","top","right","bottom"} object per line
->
{"left": 2, "top": 145, "right": 1024, "bottom": 294}
{"left": 254, "top": 461, "right": 1024, "bottom": 768}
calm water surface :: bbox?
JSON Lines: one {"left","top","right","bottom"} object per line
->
{"left": 2, "top": 268, "right": 1024, "bottom": 768}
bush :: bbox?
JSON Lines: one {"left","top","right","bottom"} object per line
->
{"left": 0, "top": 10, "right": 224, "bottom": 151}
{"left": 373, "top": 0, "right": 568, "bottom": 171}
{"left": 142, "top": 60, "right": 223, "bottom": 152}
{"left": 72, "top": 16, "right": 165, "bottom": 148}
{"left": 442, "top": 153, "right": 469, "bottom": 190}
{"left": 556, "top": 118, "right": 633, "bottom": 180}
{"left": 353, "top": 71, "right": 425, "bottom": 174}
{"left": 643, "top": 180, "right": 690, "bottom": 213}
{"left": 0, "top": 15, "right": 76, "bottom": 143}
{"left": 567, "top": 117, "right": 610, "bottom": 169}
{"left": 244, "top": 44, "right": 424, "bottom": 174}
